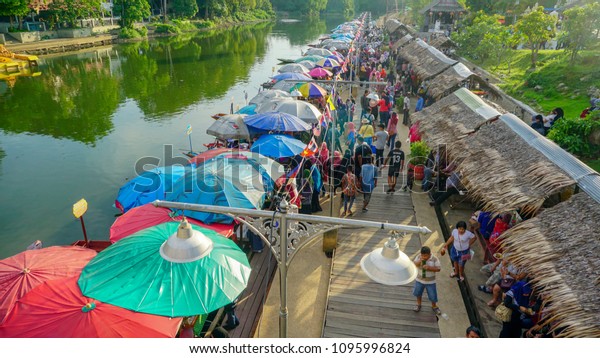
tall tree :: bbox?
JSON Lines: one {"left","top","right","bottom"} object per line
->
{"left": 172, "top": 0, "right": 198, "bottom": 18}
{"left": 561, "top": 2, "right": 600, "bottom": 63}
{"left": 515, "top": 6, "right": 556, "bottom": 68}
{"left": 48, "top": 0, "right": 102, "bottom": 28}
{"left": 114, "top": 0, "right": 151, "bottom": 28}
{"left": 0, "top": 0, "right": 30, "bottom": 29}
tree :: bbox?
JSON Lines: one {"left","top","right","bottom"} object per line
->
{"left": 481, "top": 25, "right": 520, "bottom": 71}
{"left": 561, "top": 2, "right": 600, "bottom": 63}
{"left": 515, "top": 6, "right": 556, "bottom": 68}
{"left": 0, "top": 0, "right": 30, "bottom": 29}
{"left": 48, "top": 0, "right": 102, "bottom": 28}
{"left": 452, "top": 12, "right": 503, "bottom": 62}
{"left": 114, "top": 0, "right": 151, "bottom": 28}
{"left": 172, "top": 0, "right": 198, "bottom": 19}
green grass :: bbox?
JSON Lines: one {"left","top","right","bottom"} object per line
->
{"left": 478, "top": 50, "right": 600, "bottom": 116}
{"left": 583, "top": 159, "right": 600, "bottom": 173}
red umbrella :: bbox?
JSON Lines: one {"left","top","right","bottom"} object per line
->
{"left": 0, "top": 277, "right": 182, "bottom": 337}
{"left": 0, "top": 246, "right": 96, "bottom": 324}
{"left": 109, "top": 204, "right": 234, "bottom": 243}
{"left": 308, "top": 67, "right": 332, "bottom": 79}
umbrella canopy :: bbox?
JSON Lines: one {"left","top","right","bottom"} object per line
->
{"left": 248, "top": 89, "right": 291, "bottom": 106}
{"left": 244, "top": 111, "right": 311, "bottom": 132}
{"left": 251, "top": 134, "right": 306, "bottom": 158}
{"left": 166, "top": 156, "right": 280, "bottom": 223}
{"left": 78, "top": 222, "right": 251, "bottom": 317}
{"left": 258, "top": 99, "right": 321, "bottom": 124}
{"left": 271, "top": 72, "right": 312, "bottom": 83}
{"left": 109, "top": 204, "right": 234, "bottom": 243}
{"left": 236, "top": 104, "right": 257, "bottom": 115}
{"left": 304, "top": 48, "right": 333, "bottom": 57}
{"left": 294, "top": 55, "right": 324, "bottom": 63}
{"left": 272, "top": 80, "right": 306, "bottom": 92}
{"left": 278, "top": 63, "right": 309, "bottom": 74}
{"left": 115, "top": 166, "right": 187, "bottom": 213}
{"left": 0, "top": 277, "right": 182, "bottom": 338}
{"left": 327, "top": 54, "right": 344, "bottom": 63}
{"left": 367, "top": 93, "right": 380, "bottom": 101}
{"left": 294, "top": 82, "right": 328, "bottom": 98}
{"left": 0, "top": 246, "right": 97, "bottom": 324}
{"left": 324, "top": 42, "right": 350, "bottom": 50}
{"left": 188, "top": 148, "right": 234, "bottom": 166}
{"left": 316, "top": 58, "right": 341, "bottom": 69}
{"left": 206, "top": 114, "right": 250, "bottom": 140}
{"left": 309, "top": 67, "right": 333, "bottom": 79}
{"left": 297, "top": 60, "right": 316, "bottom": 70}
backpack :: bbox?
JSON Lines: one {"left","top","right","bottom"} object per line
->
{"left": 495, "top": 303, "right": 512, "bottom": 323}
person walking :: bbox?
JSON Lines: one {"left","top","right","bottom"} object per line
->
{"left": 413, "top": 246, "right": 442, "bottom": 315}
{"left": 341, "top": 165, "right": 357, "bottom": 216}
{"left": 359, "top": 158, "right": 377, "bottom": 213}
{"left": 402, "top": 93, "right": 411, "bottom": 126}
{"left": 440, "top": 221, "right": 476, "bottom": 282}
{"left": 384, "top": 140, "right": 404, "bottom": 193}
{"left": 360, "top": 90, "right": 369, "bottom": 118}
{"left": 386, "top": 111, "right": 398, "bottom": 148}
{"left": 373, "top": 123, "right": 388, "bottom": 168}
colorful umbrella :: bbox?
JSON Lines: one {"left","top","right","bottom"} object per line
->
{"left": 257, "top": 99, "right": 321, "bottom": 124}
{"left": 294, "top": 82, "right": 328, "bottom": 98}
{"left": 109, "top": 204, "right": 234, "bottom": 243}
{"left": 206, "top": 114, "right": 250, "bottom": 140}
{"left": 188, "top": 148, "right": 234, "bottom": 166}
{"left": 78, "top": 222, "right": 251, "bottom": 317}
{"left": 249, "top": 89, "right": 291, "bottom": 106}
{"left": 166, "top": 156, "right": 279, "bottom": 223}
{"left": 297, "top": 60, "right": 316, "bottom": 70}
{"left": 272, "top": 79, "right": 307, "bottom": 92}
{"left": 251, "top": 134, "right": 306, "bottom": 158}
{"left": 309, "top": 67, "right": 333, "bottom": 79}
{"left": 0, "top": 277, "right": 182, "bottom": 337}
{"left": 0, "top": 246, "right": 97, "bottom": 324}
{"left": 244, "top": 111, "right": 311, "bottom": 132}
{"left": 316, "top": 58, "right": 341, "bottom": 69}
{"left": 304, "top": 48, "right": 333, "bottom": 57}
{"left": 115, "top": 166, "right": 188, "bottom": 213}
{"left": 271, "top": 72, "right": 312, "bottom": 83}
{"left": 236, "top": 104, "right": 257, "bottom": 115}
{"left": 294, "top": 55, "right": 324, "bottom": 63}
{"left": 277, "top": 63, "right": 309, "bottom": 74}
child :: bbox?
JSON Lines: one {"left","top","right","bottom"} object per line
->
{"left": 413, "top": 246, "right": 442, "bottom": 315}
{"left": 341, "top": 165, "right": 357, "bottom": 216}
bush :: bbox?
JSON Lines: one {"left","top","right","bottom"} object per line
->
{"left": 194, "top": 20, "right": 214, "bottom": 29}
{"left": 409, "top": 141, "right": 430, "bottom": 166}
{"left": 137, "top": 26, "right": 148, "bottom": 37}
{"left": 119, "top": 27, "right": 145, "bottom": 39}
{"left": 547, "top": 114, "right": 600, "bottom": 157}
{"left": 171, "top": 19, "right": 196, "bottom": 32}
{"left": 154, "top": 23, "right": 180, "bottom": 34}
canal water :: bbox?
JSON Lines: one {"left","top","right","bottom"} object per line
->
{"left": 0, "top": 16, "right": 345, "bottom": 258}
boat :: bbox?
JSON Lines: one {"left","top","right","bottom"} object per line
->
{"left": 0, "top": 45, "right": 39, "bottom": 72}
{"left": 277, "top": 58, "right": 295, "bottom": 64}
{"left": 211, "top": 113, "right": 228, "bottom": 120}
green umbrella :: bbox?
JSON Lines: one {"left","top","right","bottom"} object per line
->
{"left": 294, "top": 55, "right": 324, "bottom": 63}
{"left": 78, "top": 221, "right": 251, "bottom": 317}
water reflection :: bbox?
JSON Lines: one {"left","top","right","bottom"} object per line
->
{"left": 0, "top": 23, "right": 275, "bottom": 143}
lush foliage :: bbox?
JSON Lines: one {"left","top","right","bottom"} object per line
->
{"left": 198, "top": 0, "right": 274, "bottom": 19}
{"left": 409, "top": 141, "right": 430, "bottom": 166}
{"left": 326, "top": 0, "right": 354, "bottom": 17}
{"left": 47, "top": 0, "right": 102, "bottom": 28}
{"left": 271, "top": 0, "right": 328, "bottom": 17}
{"left": 173, "top": 0, "right": 198, "bottom": 19}
{"left": 153, "top": 23, "right": 180, "bottom": 34}
{"left": 515, "top": 6, "right": 556, "bottom": 68}
{"left": 114, "top": 0, "right": 151, "bottom": 29}
{"left": 119, "top": 26, "right": 147, "bottom": 39}
{"left": 0, "top": 0, "right": 29, "bottom": 18}
{"left": 547, "top": 113, "right": 600, "bottom": 158}
{"left": 561, "top": 2, "right": 600, "bottom": 63}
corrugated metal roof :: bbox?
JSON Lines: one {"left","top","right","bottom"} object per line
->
{"left": 454, "top": 88, "right": 501, "bottom": 120}
{"left": 500, "top": 113, "right": 600, "bottom": 204}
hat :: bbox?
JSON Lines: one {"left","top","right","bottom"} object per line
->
{"left": 361, "top": 118, "right": 369, "bottom": 124}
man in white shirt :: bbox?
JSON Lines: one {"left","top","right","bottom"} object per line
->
{"left": 413, "top": 246, "right": 442, "bottom": 315}
{"left": 402, "top": 94, "right": 411, "bottom": 126}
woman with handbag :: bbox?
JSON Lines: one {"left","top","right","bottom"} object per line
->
{"left": 440, "top": 221, "right": 476, "bottom": 282}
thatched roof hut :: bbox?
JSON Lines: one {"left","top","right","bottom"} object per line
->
{"left": 429, "top": 34, "right": 456, "bottom": 50}
{"left": 384, "top": 19, "right": 415, "bottom": 36}
{"left": 414, "top": 88, "right": 575, "bottom": 213}
{"left": 398, "top": 39, "right": 457, "bottom": 81}
{"left": 426, "top": 63, "right": 502, "bottom": 101}
{"left": 500, "top": 192, "right": 600, "bottom": 337}
{"left": 391, "top": 34, "right": 413, "bottom": 51}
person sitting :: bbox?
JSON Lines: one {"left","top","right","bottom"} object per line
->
{"left": 429, "top": 162, "right": 463, "bottom": 207}
{"left": 488, "top": 213, "right": 513, "bottom": 255}
{"left": 530, "top": 114, "right": 545, "bottom": 136}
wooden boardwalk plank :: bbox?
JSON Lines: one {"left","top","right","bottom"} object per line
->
{"left": 322, "top": 192, "right": 441, "bottom": 338}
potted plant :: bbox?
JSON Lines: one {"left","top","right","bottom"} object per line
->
{"left": 409, "top": 141, "right": 430, "bottom": 180}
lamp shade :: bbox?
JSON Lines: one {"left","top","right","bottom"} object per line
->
{"left": 360, "top": 238, "right": 417, "bottom": 285}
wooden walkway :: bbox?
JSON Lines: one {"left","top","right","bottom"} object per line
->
{"left": 322, "top": 191, "right": 441, "bottom": 338}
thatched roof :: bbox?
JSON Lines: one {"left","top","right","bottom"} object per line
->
{"left": 426, "top": 63, "right": 474, "bottom": 100}
{"left": 398, "top": 39, "right": 457, "bottom": 80}
{"left": 500, "top": 192, "right": 600, "bottom": 337}
{"left": 414, "top": 88, "right": 575, "bottom": 213}
{"left": 429, "top": 34, "right": 456, "bottom": 49}
{"left": 384, "top": 19, "right": 415, "bottom": 36}
{"left": 420, "top": 0, "right": 465, "bottom": 14}
{"left": 391, "top": 34, "right": 413, "bottom": 51}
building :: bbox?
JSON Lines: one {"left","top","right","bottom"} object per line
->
{"left": 420, "top": 0, "right": 465, "bottom": 33}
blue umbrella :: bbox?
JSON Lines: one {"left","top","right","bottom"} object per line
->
{"left": 116, "top": 166, "right": 188, "bottom": 213}
{"left": 251, "top": 134, "right": 306, "bottom": 159}
{"left": 271, "top": 72, "right": 312, "bottom": 83}
{"left": 244, "top": 111, "right": 311, "bottom": 132}
{"left": 166, "top": 157, "right": 275, "bottom": 224}
{"left": 236, "top": 104, "right": 257, "bottom": 115}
